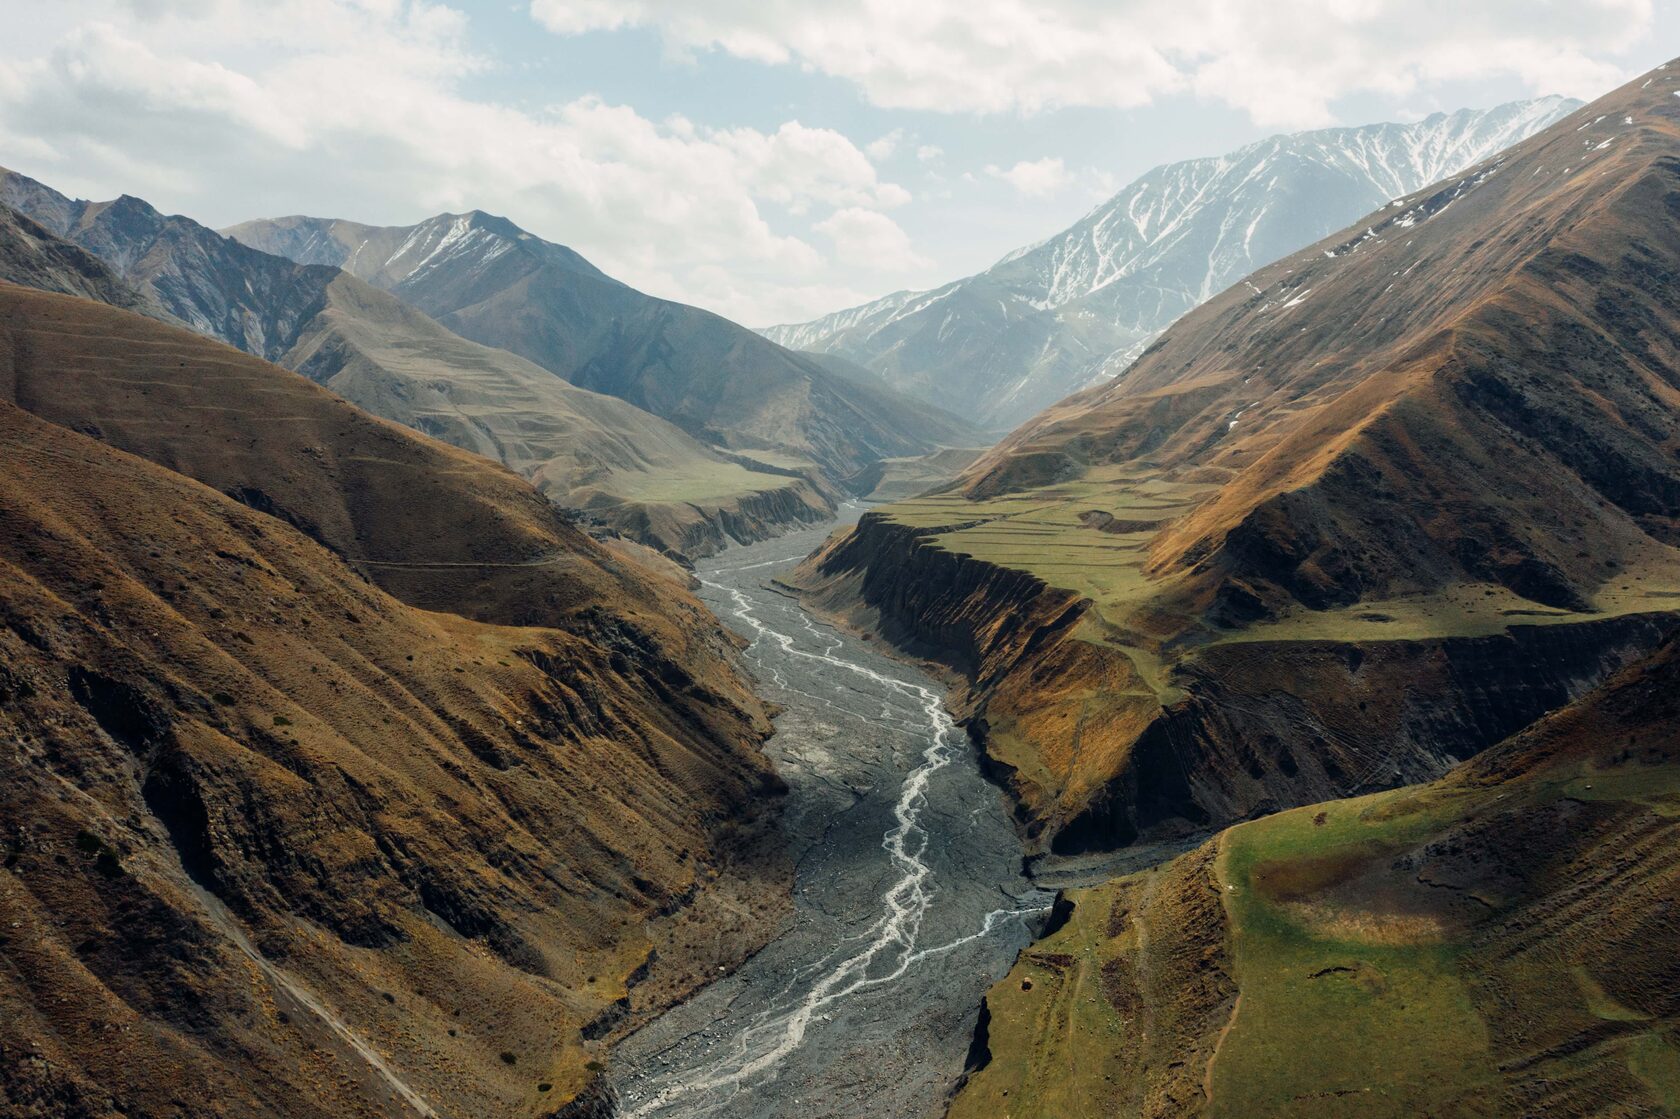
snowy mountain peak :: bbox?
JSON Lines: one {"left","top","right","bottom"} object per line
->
{"left": 224, "top": 208, "right": 613, "bottom": 295}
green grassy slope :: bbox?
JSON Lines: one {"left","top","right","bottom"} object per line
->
{"left": 955, "top": 636, "right": 1680, "bottom": 1117}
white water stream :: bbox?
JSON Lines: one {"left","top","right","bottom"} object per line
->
{"left": 613, "top": 516, "right": 1048, "bottom": 1119}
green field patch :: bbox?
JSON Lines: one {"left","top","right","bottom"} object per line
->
{"left": 877, "top": 474, "right": 1211, "bottom": 655}
{"left": 1565, "top": 764, "right": 1680, "bottom": 817}
{"left": 596, "top": 461, "right": 798, "bottom": 504}
{"left": 1574, "top": 966, "right": 1652, "bottom": 1022}
{"left": 726, "top": 449, "right": 816, "bottom": 471}
{"left": 884, "top": 475, "right": 1213, "bottom": 707}
{"left": 1627, "top": 1032, "right": 1680, "bottom": 1113}
{"left": 884, "top": 468, "right": 1680, "bottom": 663}
{"left": 1218, "top": 552, "right": 1680, "bottom": 647}
{"left": 956, "top": 751, "right": 1680, "bottom": 1118}
{"left": 1208, "top": 795, "right": 1503, "bottom": 1116}
{"left": 1207, "top": 761, "right": 1680, "bottom": 1115}
{"left": 947, "top": 872, "right": 1152, "bottom": 1119}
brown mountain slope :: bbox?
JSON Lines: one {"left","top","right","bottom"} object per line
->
{"left": 794, "top": 62, "right": 1680, "bottom": 854}
{"left": 0, "top": 283, "right": 788, "bottom": 1117}
{"left": 953, "top": 632, "right": 1680, "bottom": 1118}
{"left": 964, "top": 68, "right": 1680, "bottom": 620}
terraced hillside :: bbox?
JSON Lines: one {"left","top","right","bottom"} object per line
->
{"left": 0, "top": 171, "right": 831, "bottom": 556}
{"left": 0, "top": 283, "right": 789, "bottom": 1117}
{"left": 952, "top": 634, "right": 1680, "bottom": 1118}
{"left": 795, "top": 62, "right": 1680, "bottom": 854}
{"left": 844, "top": 445, "right": 990, "bottom": 503}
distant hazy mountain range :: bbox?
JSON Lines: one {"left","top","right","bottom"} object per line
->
{"left": 225, "top": 210, "right": 977, "bottom": 480}
{"left": 766, "top": 97, "right": 1579, "bottom": 429}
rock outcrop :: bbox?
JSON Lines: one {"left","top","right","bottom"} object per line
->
{"left": 796, "top": 513, "right": 1674, "bottom": 852}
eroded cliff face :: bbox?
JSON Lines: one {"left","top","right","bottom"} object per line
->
{"left": 1047, "top": 612, "right": 1675, "bottom": 852}
{"left": 793, "top": 513, "right": 1677, "bottom": 854}
{"left": 589, "top": 478, "right": 835, "bottom": 561}
{"left": 795, "top": 511, "right": 1088, "bottom": 687}
{"left": 948, "top": 842, "right": 1235, "bottom": 1119}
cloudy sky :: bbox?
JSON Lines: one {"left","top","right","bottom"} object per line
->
{"left": 1, "top": 1, "right": 1671, "bottom": 326}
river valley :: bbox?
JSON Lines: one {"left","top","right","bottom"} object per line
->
{"left": 611, "top": 510, "right": 1051, "bottom": 1118}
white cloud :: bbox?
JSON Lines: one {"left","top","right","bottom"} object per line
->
{"left": 865, "top": 128, "right": 905, "bottom": 161}
{"left": 987, "top": 157, "right": 1070, "bottom": 196}
{"left": 716, "top": 119, "right": 911, "bottom": 214}
{"left": 0, "top": 0, "right": 920, "bottom": 324}
{"left": 681, "top": 265, "right": 881, "bottom": 329}
{"left": 529, "top": 0, "right": 1654, "bottom": 126}
{"left": 814, "top": 208, "right": 929, "bottom": 271}
{"left": 3, "top": 0, "right": 1660, "bottom": 332}
{"left": 1085, "top": 168, "right": 1118, "bottom": 199}
{"left": 984, "top": 157, "right": 1120, "bottom": 200}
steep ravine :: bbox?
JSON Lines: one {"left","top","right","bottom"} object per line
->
{"left": 791, "top": 512, "right": 1679, "bottom": 854}
{"left": 610, "top": 510, "right": 1052, "bottom": 1119}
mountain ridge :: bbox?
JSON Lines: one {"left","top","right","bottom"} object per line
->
{"left": 226, "top": 209, "right": 981, "bottom": 482}
{"left": 0, "top": 203, "right": 177, "bottom": 323}
{"left": 0, "top": 280, "right": 790, "bottom": 1116}
{"left": 767, "top": 96, "right": 1579, "bottom": 428}
{"left": 0, "top": 173, "right": 342, "bottom": 360}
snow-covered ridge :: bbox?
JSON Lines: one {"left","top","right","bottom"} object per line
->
{"left": 379, "top": 214, "right": 514, "bottom": 287}
{"left": 1008, "top": 96, "right": 1577, "bottom": 310}
{"left": 766, "top": 288, "right": 920, "bottom": 352}
{"left": 763, "top": 96, "right": 1578, "bottom": 429}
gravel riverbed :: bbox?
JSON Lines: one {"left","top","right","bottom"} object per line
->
{"left": 612, "top": 511, "right": 1049, "bottom": 1119}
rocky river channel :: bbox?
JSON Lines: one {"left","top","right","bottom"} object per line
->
{"left": 611, "top": 510, "right": 1052, "bottom": 1118}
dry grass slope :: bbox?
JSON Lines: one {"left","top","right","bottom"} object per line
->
{"left": 226, "top": 210, "right": 982, "bottom": 485}
{"left": 283, "top": 273, "right": 833, "bottom": 556}
{"left": 0, "top": 283, "right": 791, "bottom": 1118}
{"left": 0, "top": 177, "right": 836, "bottom": 558}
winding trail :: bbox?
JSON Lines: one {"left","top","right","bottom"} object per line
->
{"left": 613, "top": 513, "right": 1049, "bottom": 1119}
{"left": 182, "top": 880, "right": 439, "bottom": 1119}
{"left": 1203, "top": 834, "right": 1241, "bottom": 1111}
